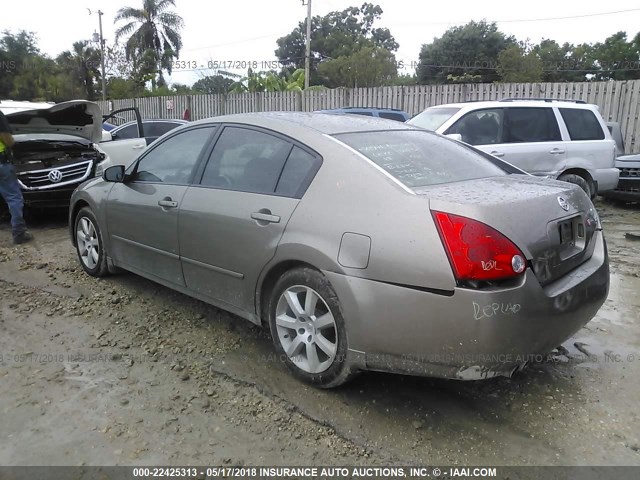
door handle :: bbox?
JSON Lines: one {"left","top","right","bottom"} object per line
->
{"left": 133, "top": 145, "right": 145, "bottom": 149}
{"left": 251, "top": 212, "right": 281, "bottom": 224}
{"left": 158, "top": 199, "right": 178, "bottom": 208}
{"left": 549, "top": 148, "right": 565, "bottom": 154}
{"left": 490, "top": 151, "right": 504, "bottom": 157}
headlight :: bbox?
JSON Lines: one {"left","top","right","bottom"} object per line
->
{"left": 95, "top": 161, "right": 105, "bottom": 178}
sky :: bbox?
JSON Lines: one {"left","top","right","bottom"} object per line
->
{"left": 2, "top": 0, "right": 640, "bottom": 86}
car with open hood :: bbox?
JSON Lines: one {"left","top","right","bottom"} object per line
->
{"left": 0, "top": 100, "right": 145, "bottom": 209}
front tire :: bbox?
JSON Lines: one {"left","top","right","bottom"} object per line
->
{"left": 268, "top": 267, "right": 355, "bottom": 388}
{"left": 74, "top": 207, "right": 109, "bottom": 277}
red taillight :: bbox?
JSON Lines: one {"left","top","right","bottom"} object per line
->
{"left": 432, "top": 211, "right": 527, "bottom": 282}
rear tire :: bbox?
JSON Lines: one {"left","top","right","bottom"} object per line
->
{"left": 558, "top": 173, "right": 592, "bottom": 198}
{"left": 268, "top": 267, "right": 356, "bottom": 388}
{"left": 74, "top": 207, "right": 109, "bottom": 277}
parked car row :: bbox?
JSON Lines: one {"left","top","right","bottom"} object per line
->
{"left": 0, "top": 98, "right": 618, "bottom": 387}
{"left": 2, "top": 98, "right": 633, "bottom": 211}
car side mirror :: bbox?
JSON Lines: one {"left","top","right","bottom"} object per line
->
{"left": 103, "top": 165, "right": 125, "bottom": 183}
{"left": 445, "top": 133, "right": 462, "bottom": 142}
{"left": 101, "top": 130, "right": 113, "bottom": 142}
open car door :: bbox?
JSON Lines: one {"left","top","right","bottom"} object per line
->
{"left": 98, "top": 108, "right": 147, "bottom": 169}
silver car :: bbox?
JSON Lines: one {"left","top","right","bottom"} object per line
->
{"left": 69, "top": 113, "right": 610, "bottom": 388}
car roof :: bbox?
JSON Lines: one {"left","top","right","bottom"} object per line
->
{"left": 427, "top": 100, "right": 598, "bottom": 110}
{"left": 316, "top": 107, "right": 408, "bottom": 113}
{"left": 117, "top": 119, "right": 187, "bottom": 125}
{"left": 190, "top": 111, "right": 419, "bottom": 135}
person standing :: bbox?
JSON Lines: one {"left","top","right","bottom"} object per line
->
{"left": 0, "top": 110, "right": 33, "bottom": 244}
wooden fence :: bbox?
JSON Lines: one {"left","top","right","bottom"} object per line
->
{"left": 97, "top": 80, "right": 640, "bottom": 153}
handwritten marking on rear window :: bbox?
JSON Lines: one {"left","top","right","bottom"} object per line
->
{"left": 473, "top": 301, "right": 521, "bottom": 320}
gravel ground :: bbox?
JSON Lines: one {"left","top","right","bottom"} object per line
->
{"left": 0, "top": 199, "right": 639, "bottom": 467}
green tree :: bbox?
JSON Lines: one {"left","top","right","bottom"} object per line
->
{"left": 171, "top": 83, "right": 191, "bottom": 94}
{"left": 275, "top": 3, "right": 398, "bottom": 85}
{"left": 0, "top": 30, "right": 48, "bottom": 100}
{"left": 417, "top": 21, "right": 516, "bottom": 84}
{"left": 390, "top": 73, "right": 417, "bottom": 86}
{"left": 533, "top": 39, "right": 571, "bottom": 82}
{"left": 192, "top": 75, "right": 235, "bottom": 95}
{"left": 229, "top": 68, "right": 266, "bottom": 93}
{"left": 114, "top": 0, "right": 184, "bottom": 89}
{"left": 56, "top": 41, "right": 102, "bottom": 100}
{"left": 592, "top": 32, "right": 640, "bottom": 80}
{"left": 497, "top": 44, "right": 543, "bottom": 83}
{"left": 107, "top": 76, "right": 144, "bottom": 99}
{"left": 317, "top": 46, "right": 397, "bottom": 88}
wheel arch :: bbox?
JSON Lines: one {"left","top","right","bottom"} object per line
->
{"left": 69, "top": 199, "right": 91, "bottom": 246}
{"left": 559, "top": 167, "right": 595, "bottom": 191}
{"left": 256, "top": 259, "right": 322, "bottom": 328}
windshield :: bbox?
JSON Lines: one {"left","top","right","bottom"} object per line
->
{"left": 408, "top": 107, "right": 461, "bottom": 131}
{"left": 335, "top": 129, "right": 507, "bottom": 189}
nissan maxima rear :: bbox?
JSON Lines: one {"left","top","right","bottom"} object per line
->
{"left": 69, "top": 113, "right": 609, "bottom": 388}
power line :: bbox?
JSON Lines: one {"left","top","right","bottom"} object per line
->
{"left": 493, "top": 7, "right": 640, "bottom": 24}
{"left": 395, "top": 8, "right": 640, "bottom": 27}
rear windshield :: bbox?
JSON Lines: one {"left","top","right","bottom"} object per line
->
{"left": 408, "top": 107, "right": 461, "bottom": 131}
{"left": 335, "top": 130, "right": 507, "bottom": 188}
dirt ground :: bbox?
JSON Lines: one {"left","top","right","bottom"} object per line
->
{"left": 0, "top": 198, "right": 639, "bottom": 468}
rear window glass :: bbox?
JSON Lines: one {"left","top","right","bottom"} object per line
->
{"left": 408, "top": 107, "right": 461, "bottom": 131}
{"left": 335, "top": 130, "right": 507, "bottom": 188}
{"left": 378, "top": 112, "right": 407, "bottom": 122}
{"left": 559, "top": 108, "right": 605, "bottom": 140}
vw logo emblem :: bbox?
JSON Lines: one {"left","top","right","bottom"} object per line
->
{"left": 557, "top": 196, "right": 569, "bottom": 211}
{"left": 48, "top": 169, "right": 63, "bottom": 183}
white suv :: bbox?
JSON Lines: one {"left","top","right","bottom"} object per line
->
{"left": 408, "top": 99, "right": 618, "bottom": 197}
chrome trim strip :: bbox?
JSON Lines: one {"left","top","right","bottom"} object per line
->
{"left": 181, "top": 256, "right": 244, "bottom": 279}
{"left": 17, "top": 160, "right": 93, "bottom": 191}
{"left": 112, "top": 235, "right": 180, "bottom": 260}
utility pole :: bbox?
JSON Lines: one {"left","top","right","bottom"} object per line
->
{"left": 302, "top": 0, "right": 312, "bottom": 90}
{"left": 88, "top": 9, "right": 107, "bottom": 101}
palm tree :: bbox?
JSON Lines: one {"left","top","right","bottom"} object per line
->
{"left": 56, "top": 41, "right": 102, "bottom": 100}
{"left": 114, "top": 0, "right": 184, "bottom": 89}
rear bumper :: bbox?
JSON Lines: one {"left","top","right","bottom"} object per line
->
{"left": 591, "top": 167, "right": 620, "bottom": 192}
{"left": 602, "top": 177, "right": 640, "bottom": 201}
{"left": 326, "top": 231, "right": 609, "bottom": 380}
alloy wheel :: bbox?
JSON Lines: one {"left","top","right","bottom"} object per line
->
{"left": 275, "top": 285, "right": 338, "bottom": 374}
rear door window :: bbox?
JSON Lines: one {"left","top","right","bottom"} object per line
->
{"left": 200, "top": 126, "right": 293, "bottom": 194}
{"left": 113, "top": 123, "right": 138, "bottom": 139}
{"left": 378, "top": 112, "right": 407, "bottom": 122}
{"left": 335, "top": 130, "right": 506, "bottom": 188}
{"left": 559, "top": 108, "right": 605, "bottom": 140}
{"left": 503, "top": 107, "right": 561, "bottom": 143}
{"left": 275, "top": 146, "right": 321, "bottom": 198}
{"left": 145, "top": 121, "right": 182, "bottom": 138}
{"left": 445, "top": 109, "right": 503, "bottom": 145}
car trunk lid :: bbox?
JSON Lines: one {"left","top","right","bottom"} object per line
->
{"left": 415, "top": 175, "right": 600, "bottom": 286}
